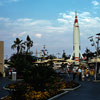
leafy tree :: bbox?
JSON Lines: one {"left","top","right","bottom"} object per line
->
{"left": 62, "top": 51, "right": 66, "bottom": 59}
{"left": 25, "top": 35, "right": 33, "bottom": 53}
{"left": 20, "top": 42, "right": 25, "bottom": 53}
{"left": 10, "top": 53, "right": 33, "bottom": 76}
{"left": 85, "top": 48, "right": 91, "bottom": 54}
{"left": 10, "top": 36, "right": 33, "bottom": 76}
{"left": 11, "top": 38, "right": 24, "bottom": 54}
{"left": 46, "top": 54, "right": 56, "bottom": 59}
{"left": 62, "top": 50, "right": 69, "bottom": 60}
{"left": 83, "top": 48, "right": 95, "bottom": 61}
{"left": 10, "top": 35, "right": 61, "bottom": 92}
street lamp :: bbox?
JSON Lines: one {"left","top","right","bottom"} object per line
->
{"left": 96, "top": 33, "right": 100, "bottom": 52}
{"left": 88, "top": 33, "right": 100, "bottom": 81}
{"left": 95, "top": 33, "right": 100, "bottom": 81}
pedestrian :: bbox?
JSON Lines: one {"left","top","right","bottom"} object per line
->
{"left": 81, "top": 68, "right": 85, "bottom": 81}
{"left": 73, "top": 67, "right": 77, "bottom": 80}
{"left": 8, "top": 67, "right": 12, "bottom": 79}
{"left": 86, "top": 68, "right": 90, "bottom": 81}
{"left": 9, "top": 68, "right": 11, "bottom": 76}
{"left": 78, "top": 67, "right": 82, "bottom": 81}
{"left": 89, "top": 68, "right": 94, "bottom": 80}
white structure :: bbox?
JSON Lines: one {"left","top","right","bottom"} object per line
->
{"left": 70, "top": 12, "right": 82, "bottom": 65}
{"left": 0, "top": 41, "right": 5, "bottom": 77}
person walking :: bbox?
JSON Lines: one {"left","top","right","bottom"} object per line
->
{"left": 86, "top": 68, "right": 90, "bottom": 81}
{"left": 72, "top": 67, "right": 77, "bottom": 80}
{"left": 81, "top": 68, "right": 85, "bottom": 81}
{"left": 78, "top": 67, "right": 82, "bottom": 81}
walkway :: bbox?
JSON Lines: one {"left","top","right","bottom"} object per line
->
{"left": 1, "top": 75, "right": 100, "bottom": 100}
{"left": 0, "top": 77, "right": 15, "bottom": 99}
{"left": 56, "top": 81, "right": 100, "bottom": 100}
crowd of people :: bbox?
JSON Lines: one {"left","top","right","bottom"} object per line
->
{"left": 55, "top": 63, "right": 95, "bottom": 81}
{"left": 72, "top": 66, "right": 95, "bottom": 81}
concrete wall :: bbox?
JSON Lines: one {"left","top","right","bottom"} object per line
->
{"left": 0, "top": 41, "right": 4, "bottom": 77}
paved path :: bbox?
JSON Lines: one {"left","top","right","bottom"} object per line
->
{"left": 0, "top": 77, "right": 15, "bottom": 99}
{"left": 56, "top": 81, "right": 100, "bottom": 100}
{"left": 1, "top": 75, "right": 100, "bottom": 100}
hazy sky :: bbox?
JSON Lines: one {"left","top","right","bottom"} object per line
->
{"left": 0, "top": 0, "right": 100, "bottom": 58}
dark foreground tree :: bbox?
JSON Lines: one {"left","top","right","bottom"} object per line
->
{"left": 10, "top": 35, "right": 33, "bottom": 76}
{"left": 23, "top": 64, "right": 61, "bottom": 91}
{"left": 82, "top": 48, "right": 95, "bottom": 61}
{"left": 10, "top": 53, "right": 33, "bottom": 76}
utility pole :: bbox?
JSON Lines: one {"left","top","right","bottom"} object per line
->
{"left": 88, "top": 33, "right": 100, "bottom": 81}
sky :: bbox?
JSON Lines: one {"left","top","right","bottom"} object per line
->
{"left": 0, "top": 0, "right": 100, "bottom": 58}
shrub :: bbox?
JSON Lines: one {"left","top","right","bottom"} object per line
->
{"left": 65, "top": 81, "right": 79, "bottom": 88}
{"left": 23, "top": 64, "right": 61, "bottom": 91}
{"left": 4, "top": 81, "right": 65, "bottom": 100}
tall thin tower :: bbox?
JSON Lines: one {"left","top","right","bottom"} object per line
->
{"left": 0, "top": 41, "right": 5, "bottom": 77}
{"left": 71, "top": 12, "right": 81, "bottom": 65}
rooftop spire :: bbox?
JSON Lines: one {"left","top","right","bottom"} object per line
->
{"left": 74, "top": 11, "right": 78, "bottom": 23}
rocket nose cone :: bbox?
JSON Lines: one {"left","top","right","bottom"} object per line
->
{"left": 74, "top": 12, "right": 78, "bottom": 23}
{"left": 75, "top": 19, "right": 78, "bottom": 23}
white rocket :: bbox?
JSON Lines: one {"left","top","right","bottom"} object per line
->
{"left": 71, "top": 12, "right": 81, "bottom": 65}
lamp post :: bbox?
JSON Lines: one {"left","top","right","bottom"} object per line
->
{"left": 88, "top": 33, "right": 100, "bottom": 81}
{"left": 95, "top": 33, "right": 100, "bottom": 80}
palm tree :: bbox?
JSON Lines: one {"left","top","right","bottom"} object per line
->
{"left": 25, "top": 35, "right": 33, "bottom": 53}
{"left": 11, "top": 38, "right": 23, "bottom": 54}
{"left": 20, "top": 42, "right": 26, "bottom": 53}
{"left": 83, "top": 48, "right": 95, "bottom": 61}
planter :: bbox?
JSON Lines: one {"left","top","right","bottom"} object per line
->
{"left": 62, "top": 84, "right": 81, "bottom": 91}
{"left": 0, "top": 95, "right": 9, "bottom": 100}
{"left": 48, "top": 91, "right": 68, "bottom": 100}
{"left": 48, "top": 84, "right": 81, "bottom": 100}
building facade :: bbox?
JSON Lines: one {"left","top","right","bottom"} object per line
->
{"left": 0, "top": 41, "right": 4, "bottom": 77}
